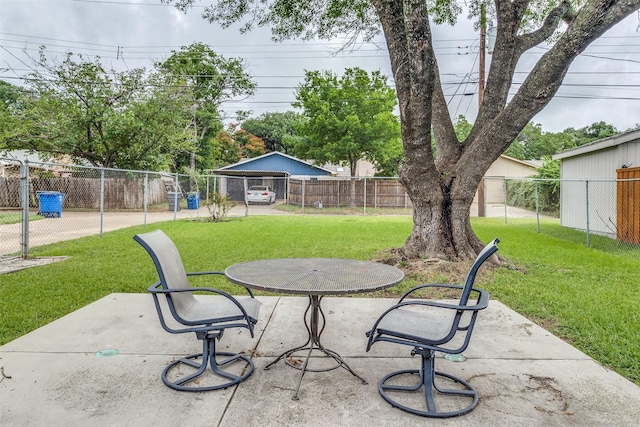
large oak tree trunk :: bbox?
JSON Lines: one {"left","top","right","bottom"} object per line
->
{"left": 400, "top": 169, "right": 485, "bottom": 259}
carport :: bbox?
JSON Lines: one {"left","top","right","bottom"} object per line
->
{"left": 215, "top": 152, "right": 334, "bottom": 203}
{"left": 214, "top": 170, "right": 290, "bottom": 202}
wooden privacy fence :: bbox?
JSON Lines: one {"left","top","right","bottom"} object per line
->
{"left": 617, "top": 167, "right": 640, "bottom": 244}
{"left": 0, "top": 176, "right": 167, "bottom": 209}
{"left": 288, "top": 179, "right": 412, "bottom": 208}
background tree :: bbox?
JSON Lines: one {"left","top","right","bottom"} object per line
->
{"left": 564, "top": 121, "right": 620, "bottom": 148}
{"left": 207, "top": 124, "right": 266, "bottom": 167}
{"left": 293, "top": 67, "right": 401, "bottom": 207}
{"left": 242, "top": 111, "right": 304, "bottom": 154}
{"left": 0, "top": 81, "right": 27, "bottom": 151}
{"left": 158, "top": 42, "right": 256, "bottom": 171}
{"left": 453, "top": 115, "right": 473, "bottom": 143}
{"left": 165, "top": 0, "right": 640, "bottom": 260}
{"left": 227, "top": 124, "right": 267, "bottom": 158}
{"left": 0, "top": 81, "right": 25, "bottom": 108}
{"left": 209, "top": 130, "right": 242, "bottom": 167}
{"left": 1, "top": 50, "right": 195, "bottom": 170}
{"left": 373, "top": 134, "right": 404, "bottom": 177}
{"left": 502, "top": 139, "right": 526, "bottom": 160}
{"left": 507, "top": 156, "right": 561, "bottom": 214}
{"left": 459, "top": 116, "right": 621, "bottom": 161}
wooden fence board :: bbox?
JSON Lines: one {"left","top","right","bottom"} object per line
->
{"left": 288, "top": 179, "right": 411, "bottom": 208}
{"left": 0, "top": 177, "right": 168, "bottom": 210}
{"left": 616, "top": 167, "right": 640, "bottom": 244}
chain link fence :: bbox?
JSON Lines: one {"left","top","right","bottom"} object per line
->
{"left": 486, "top": 176, "right": 640, "bottom": 253}
{"left": 1, "top": 160, "right": 209, "bottom": 258}
{"left": 1, "top": 159, "right": 638, "bottom": 258}
{"left": 0, "top": 162, "right": 303, "bottom": 258}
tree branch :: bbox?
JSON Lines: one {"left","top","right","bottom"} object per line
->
{"left": 431, "top": 62, "right": 460, "bottom": 172}
{"left": 516, "top": 0, "right": 573, "bottom": 53}
{"left": 372, "top": 0, "right": 411, "bottom": 116}
{"left": 467, "top": 0, "right": 526, "bottom": 143}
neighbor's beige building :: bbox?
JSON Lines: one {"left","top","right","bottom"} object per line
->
{"left": 473, "top": 155, "right": 538, "bottom": 205}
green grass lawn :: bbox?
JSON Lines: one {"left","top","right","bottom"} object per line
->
{"left": 0, "top": 211, "right": 43, "bottom": 225}
{"left": 0, "top": 215, "right": 637, "bottom": 385}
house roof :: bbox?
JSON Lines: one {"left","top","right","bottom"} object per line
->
{"left": 499, "top": 154, "right": 539, "bottom": 168}
{"left": 553, "top": 128, "right": 640, "bottom": 160}
{"left": 216, "top": 151, "right": 334, "bottom": 176}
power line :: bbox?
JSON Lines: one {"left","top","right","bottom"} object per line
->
{"left": 0, "top": 31, "right": 476, "bottom": 50}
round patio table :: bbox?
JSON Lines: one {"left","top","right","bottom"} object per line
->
{"left": 224, "top": 258, "right": 404, "bottom": 400}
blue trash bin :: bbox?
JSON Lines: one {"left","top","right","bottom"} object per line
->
{"left": 37, "top": 191, "right": 64, "bottom": 218}
{"left": 187, "top": 192, "right": 200, "bottom": 209}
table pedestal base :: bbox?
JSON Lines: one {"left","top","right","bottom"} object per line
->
{"left": 264, "top": 295, "right": 367, "bottom": 400}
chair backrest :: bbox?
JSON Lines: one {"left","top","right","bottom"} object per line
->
{"left": 133, "top": 229, "right": 195, "bottom": 315}
{"left": 460, "top": 238, "right": 500, "bottom": 305}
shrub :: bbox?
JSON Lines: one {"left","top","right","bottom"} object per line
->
{"left": 507, "top": 157, "right": 560, "bottom": 215}
{"left": 203, "top": 192, "right": 236, "bottom": 222}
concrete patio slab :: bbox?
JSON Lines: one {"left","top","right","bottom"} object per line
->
{"left": 1, "top": 294, "right": 639, "bottom": 426}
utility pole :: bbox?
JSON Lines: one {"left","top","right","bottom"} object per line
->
{"left": 478, "top": 5, "right": 486, "bottom": 106}
{"left": 477, "top": 4, "right": 487, "bottom": 217}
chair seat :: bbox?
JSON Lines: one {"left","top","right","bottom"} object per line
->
{"left": 376, "top": 307, "right": 456, "bottom": 344}
{"left": 180, "top": 296, "right": 261, "bottom": 324}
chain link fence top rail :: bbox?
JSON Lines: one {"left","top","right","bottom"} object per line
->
{"left": 1, "top": 159, "right": 638, "bottom": 257}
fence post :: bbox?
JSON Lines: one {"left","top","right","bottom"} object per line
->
{"left": 206, "top": 176, "right": 210, "bottom": 203}
{"left": 243, "top": 177, "right": 248, "bottom": 216}
{"left": 302, "top": 179, "right": 306, "bottom": 214}
{"left": 503, "top": 178, "right": 508, "bottom": 223}
{"left": 285, "top": 176, "right": 289, "bottom": 205}
{"left": 20, "top": 159, "right": 29, "bottom": 259}
{"left": 535, "top": 180, "right": 540, "bottom": 233}
{"left": 143, "top": 173, "right": 149, "bottom": 227}
{"left": 363, "top": 177, "right": 367, "bottom": 215}
{"left": 477, "top": 178, "right": 485, "bottom": 217}
{"left": 99, "top": 168, "right": 105, "bottom": 237}
{"left": 374, "top": 179, "right": 378, "bottom": 209}
{"left": 173, "top": 173, "right": 179, "bottom": 220}
{"left": 585, "top": 180, "right": 590, "bottom": 247}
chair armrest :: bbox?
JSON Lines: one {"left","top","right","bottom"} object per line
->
{"left": 147, "top": 283, "right": 258, "bottom": 329}
{"left": 475, "top": 288, "right": 490, "bottom": 310}
{"left": 399, "top": 284, "right": 489, "bottom": 309}
{"left": 399, "top": 283, "right": 463, "bottom": 302}
{"left": 394, "top": 291, "right": 489, "bottom": 312}
{"left": 186, "top": 271, "right": 255, "bottom": 297}
{"left": 148, "top": 283, "right": 235, "bottom": 296}
{"left": 186, "top": 271, "right": 224, "bottom": 276}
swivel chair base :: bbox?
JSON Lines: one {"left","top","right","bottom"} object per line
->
{"left": 162, "top": 334, "right": 254, "bottom": 392}
{"left": 378, "top": 349, "right": 478, "bottom": 418}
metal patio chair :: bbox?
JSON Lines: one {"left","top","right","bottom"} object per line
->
{"left": 134, "top": 229, "right": 261, "bottom": 392}
{"left": 365, "top": 238, "right": 499, "bottom": 418}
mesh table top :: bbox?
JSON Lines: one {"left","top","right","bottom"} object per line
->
{"left": 224, "top": 258, "right": 404, "bottom": 296}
